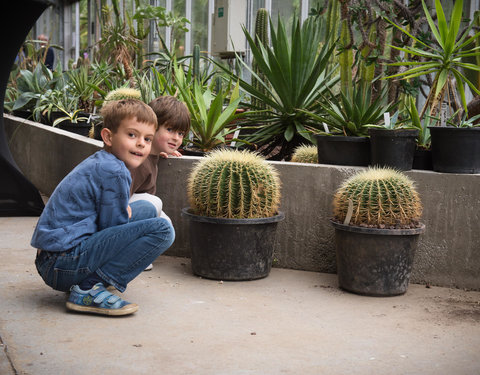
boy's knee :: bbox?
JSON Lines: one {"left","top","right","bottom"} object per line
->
{"left": 154, "top": 218, "right": 175, "bottom": 246}
{"left": 130, "top": 200, "right": 157, "bottom": 220}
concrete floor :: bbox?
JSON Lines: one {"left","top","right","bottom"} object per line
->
{"left": 1, "top": 216, "right": 480, "bottom": 375}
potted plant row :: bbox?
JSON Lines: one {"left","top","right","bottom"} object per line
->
{"left": 306, "top": 81, "right": 395, "bottom": 168}
{"left": 386, "top": 0, "right": 480, "bottom": 174}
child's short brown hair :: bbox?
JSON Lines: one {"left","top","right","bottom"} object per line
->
{"left": 148, "top": 96, "right": 190, "bottom": 134}
{"left": 101, "top": 99, "right": 158, "bottom": 132}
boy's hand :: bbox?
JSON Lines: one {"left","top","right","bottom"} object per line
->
{"left": 159, "top": 151, "right": 182, "bottom": 158}
{"left": 127, "top": 205, "right": 132, "bottom": 219}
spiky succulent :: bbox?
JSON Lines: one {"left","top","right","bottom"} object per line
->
{"left": 104, "top": 88, "right": 141, "bottom": 102}
{"left": 333, "top": 167, "right": 422, "bottom": 228}
{"left": 291, "top": 145, "right": 318, "bottom": 164}
{"left": 251, "top": 8, "right": 270, "bottom": 110}
{"left": 188, "top": 149, "right": 281, "bottom": 219}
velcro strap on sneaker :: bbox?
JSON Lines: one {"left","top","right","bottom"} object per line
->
{"left": 93, "top": 290, "right": 115, "bottom": 304}
{"left": 105, "top": 295, "right": 121, "bottom": 305}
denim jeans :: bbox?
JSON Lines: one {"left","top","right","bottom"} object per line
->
{"left": 35, "top": 200, "right": 175, "bottom": 292}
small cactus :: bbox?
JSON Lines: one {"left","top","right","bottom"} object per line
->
{"left": 104, "top": 88, "right": 142, "bottom": 102}
{"left": 193, "top": 44, "right": 201, "bottom": 82}
{"left": 291, "top": 145, "right": 318, "bottom": 164}
{"left": 333, "top": 167, "right": 422, "bottom": 228}
{"left": 188, "top": 149, "right": 281, "bottom": 219}
{"left": 251, "top": 8, "right": 270, "bottom": 109}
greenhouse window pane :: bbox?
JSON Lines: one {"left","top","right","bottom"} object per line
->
{"left": 173, "top": 0, "right": 186, "bottom": 56}
{"left": 192, "top": 0, "right": 209, "bottom": 52}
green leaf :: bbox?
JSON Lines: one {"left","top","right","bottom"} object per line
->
{"left": 422, "top": 0, "right": 444, "bottom": 49}
{"left": 434, "top": 69, "right": 448, "bottom": 97}
{"left": 285, "top": 124, "right": 294, "bottom": 141}
{"left": 446, "top": 0, "right": 464, "bottom": 55}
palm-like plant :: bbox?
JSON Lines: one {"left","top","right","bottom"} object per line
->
{"left": 214, "top": 16, "right": 337, "bottom": 160}
{"left": 386, "top": 0, "right": 480, "bottom": 120}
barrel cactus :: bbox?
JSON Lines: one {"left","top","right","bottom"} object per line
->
{"left": 333, "top": 167, "right": 422, "bottom": 228}
{"left": 187, "top": 149, "right": 281, "bottom": 219}
{"left": 291, "top": 145, "right": 318, "bottom": 164}
{"left": 104, "top": 88, "right": 141, "bottom": 102}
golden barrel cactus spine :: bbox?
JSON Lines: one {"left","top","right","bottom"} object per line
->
{"left": 291, "top": 145, "right": 318, "bottom": 164}
{"left": 104, "top": 88, "right": 142, "bottom": 102}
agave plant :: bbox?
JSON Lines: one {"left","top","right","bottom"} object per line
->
{"left": 174, "top": 64, "right": 243, "bottom": 152}
{"left": 305, "top": 80, "right": 395, "bottom": 137}
{"left": 385, "top": 0, "right": 480, "bottom": 120}
{"left": 214, "top": 15, "right": 338, "bottom": 160}
{"left": 65, "top": 65, "right": 104, "bottom": 112}
{"left": 135, "top": 66, "right": 177, "bottom": 104}
{"left": 10, "top": 63, "right": 56, "bottom": 113}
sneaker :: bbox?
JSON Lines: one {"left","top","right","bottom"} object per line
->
{"left": 66, "top": 283, "right": 139, "bottom": 316}
{"left": 144, "top": 263, "right": 153, "bottom": 271}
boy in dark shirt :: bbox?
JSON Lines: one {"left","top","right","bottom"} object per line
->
{"left": 129, "top": 96, "right": 190, "bottom": 270}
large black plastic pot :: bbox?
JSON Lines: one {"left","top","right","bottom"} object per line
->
{"left": 368, "top": 128, "right": 419, "bottom": 171}
{"left": 182, "top": 208, "right": 285, "bottom": 281}
{"left": 429, "top": 126, "right": 480, "bottom": 173}
{"left": 315, "top": 134, "right": 370, "bottom": 166}
{"left": 331, "top": 220, "right": 425, "bottom": 296}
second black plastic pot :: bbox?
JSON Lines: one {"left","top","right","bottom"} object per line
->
{"left": 182, "top": 208, "right": 285, "bottom": 281}
{"left": 429, "top": 126, "right": 480, "bottom": 173}
{"left": 315, "top": 134, "right": 370, "bottom": 166}
{"left": 331, "top": 220, "right": 425, "bottom": 296}
{"left": 368, "top": 128, "right": 419, "bottom": 171}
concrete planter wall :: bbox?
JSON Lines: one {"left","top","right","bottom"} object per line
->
{"left": 5, "top": 114, "right": 480, "bottom": 290}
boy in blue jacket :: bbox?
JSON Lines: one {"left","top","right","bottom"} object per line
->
{"left": 32, "top": 99, "right": 174, "bottom": 316}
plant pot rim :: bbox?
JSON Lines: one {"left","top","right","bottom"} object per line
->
{"left": 428, "top": 126, "right": 480, "bottom": 132}
{"left": 368, "top": 128, "right": 419, "bottom": 136}
{"left": 330, "top": 219, "right": 425, "bottom": 236}
{"left": 182, "top": 207, "right": 285, "bottom": 225}
{"left": 58, "top": 121, "right": 91, "bottom": 126}
{"left": 314, "top": 134, "right": 369, "bottom": 142}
